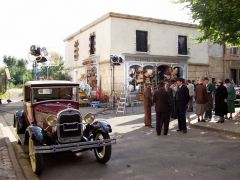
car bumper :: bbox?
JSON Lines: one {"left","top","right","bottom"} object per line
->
{"left": 235, "top": 99, "right": 240, "bottom": 106}
{"left": 34, "top": 138, "right": 116, "bottom": 154}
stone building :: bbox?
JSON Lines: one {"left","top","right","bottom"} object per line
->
{"left": 64, "top": 12, "right": 224, "bottom": 97}
{"left": 223, "top": 46, "right": 240, "bottom": 84}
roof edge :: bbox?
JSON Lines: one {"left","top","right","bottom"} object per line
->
{"left": 64, "top": 12, "right": 197, "bottom": 42}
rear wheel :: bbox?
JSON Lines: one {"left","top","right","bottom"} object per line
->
{"left": 29, "top": 136, "right": 43, "bottom": 175}
{"left": 94, "top": 132, "right": 111, "bottom": 164}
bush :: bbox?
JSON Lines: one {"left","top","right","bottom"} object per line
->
{"left": 91, "top": 87, "right": 109, "bottom": 103}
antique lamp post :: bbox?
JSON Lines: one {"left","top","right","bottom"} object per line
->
{"left": 110, "top": 55, "right": 123, "bottom": 108}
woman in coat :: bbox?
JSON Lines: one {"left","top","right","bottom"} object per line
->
{"left": 225, "top": 79, "right": 236, "bottom": 119}
{"left": 215, "top": 79, "right": 228, "bottom": 123}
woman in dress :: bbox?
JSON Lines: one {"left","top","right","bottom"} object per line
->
{"left": 224, "top": 78, "right": 236, "bottom": 119}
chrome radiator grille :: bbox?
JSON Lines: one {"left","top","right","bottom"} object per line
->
{"left": 57, "top": 109, "right": 83, "bottom": 143}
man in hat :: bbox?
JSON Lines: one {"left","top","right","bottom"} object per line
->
{"left": 175, "top": 78, "right": 190, "bottom": 133}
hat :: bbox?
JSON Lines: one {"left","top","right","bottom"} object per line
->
{"left": 176, "top": 77, "right": 185, "bottom": 82}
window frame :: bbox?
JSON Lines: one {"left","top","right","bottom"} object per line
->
{"left": 178, "top": 35, "right": 188, "bottom": 55}
{"left": 136, "top": 30, "right": 148, "bottom": 52}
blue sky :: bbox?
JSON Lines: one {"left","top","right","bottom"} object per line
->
{"left": 0, "top": 0, "right": 192, "bottom": 66}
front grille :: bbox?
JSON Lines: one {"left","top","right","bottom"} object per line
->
{"left": 57, "top": 109, "right": 83, "bottom": 143}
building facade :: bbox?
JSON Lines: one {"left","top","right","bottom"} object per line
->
{"left": 223, "top": 46, "right": 240, "bottom": 84}
{"left": 64, "top": 12, "right": 224, "bottom": 97}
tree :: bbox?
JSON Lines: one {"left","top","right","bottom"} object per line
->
{"left": 175, "top": 0, "right": 240, "bottom": 46}
{"left": 3, "top": 56, "right": 32, "bottom": 85}
{"left": 39, "top": 52, "right": 71, "bottom": 80}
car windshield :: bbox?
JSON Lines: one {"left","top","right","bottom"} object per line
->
{"left": 32, "top": 86, "right": 78, "bottom": 102}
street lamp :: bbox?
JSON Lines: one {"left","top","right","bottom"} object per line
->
{"left": 110, "top": 55, "right": 123, "bottom": 108}
{"left": 29, "top": 45, "right": 49, "bottom": 80}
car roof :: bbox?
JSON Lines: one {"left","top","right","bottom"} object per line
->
{"left": 24, "top": 80, "right": 79, "bottom": 87}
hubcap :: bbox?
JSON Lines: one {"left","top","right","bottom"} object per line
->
{"left": 96, "top": 133, "right": 105, "bottom": 158}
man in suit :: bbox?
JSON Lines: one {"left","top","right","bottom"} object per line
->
{"left": 175, "top": 78, "right": 190, "bottom": 133}
{"left": 143, "top": 82, "right": 153, "bottom": 127}
{"left": 153, "top": 81, "right": 172, "bottom": 136}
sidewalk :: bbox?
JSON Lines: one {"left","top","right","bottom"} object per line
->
{"left": 188, "top": 108, "right": 240, "bottom": 138}
{"left": 100, "top": 105, "right": 240, "bottom": 138}
{"left": 0, "top": 123, "right": 25, "bottom": 180}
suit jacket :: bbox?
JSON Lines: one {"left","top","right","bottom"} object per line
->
{"left": 153, "top": 87, "right": 171, "bottom": 113}
{"left": 175, "top": 84, "right": 190, "bottom": 107}
{"left": 144, "top": 86, "right": 152, "bottom": 107}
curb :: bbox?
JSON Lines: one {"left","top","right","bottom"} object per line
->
{"left": 4, "top": 137, "right": 26, "bottom": 180}
{"left": 190, "top": 123, "right": 240, "bottom": 138}
{"left": 12, "top": 141, "right": 39, "bottom": 180}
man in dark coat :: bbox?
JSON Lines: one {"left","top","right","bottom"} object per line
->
{"left": 175, "top": 78, "right": 190, "bottom": 133}
{"left": 143, "top": 83, "right": 153, "bottom": 127}
{"left": 153, "top": 81, "right": 172, "bottom": 135}
{"left": 215, "top": 79, "right": 228, "bottom": 123}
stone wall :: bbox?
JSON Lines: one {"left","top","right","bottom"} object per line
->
{"left": 188, "top": 56, "right": 224, "bottom": 81}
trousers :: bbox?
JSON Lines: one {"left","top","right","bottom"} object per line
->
{"left": 156, "top": 112, "right": 170, "bottom": 135}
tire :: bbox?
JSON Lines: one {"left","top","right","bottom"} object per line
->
{"left": 15, "top": 115, "right": 25, "bottom": 134}
{"left": 28, "top": 136, "right": 43, "bottom": 175}
{"left": 94, "top": 132, "right": 112, "bottom": 164}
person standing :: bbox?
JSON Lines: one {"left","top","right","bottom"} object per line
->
{"left": 175, "top": 78, "right": 190, "bottom": 133}
{"left": 170, "top": 79, "right": 178, "bottom": 119}
{"left": 165, "top": 80, "right": 174, "bottom": 117}
{"left": 203, "top": 77, "right": 215, "bottom": 121}
{"left": 153, "top": 81, "right": 172, "bottom": 135}
{"left": 187, "top": 80, "right": 195, "bottom": 112}
{"left": 225, "top": 78, "right": 236, "bottom": 119}
{"left": 143, "top": 82, "right": 153, "bottom": 127}
{"left": 195, "top": 78, "right": 208, "bottom": 122}
{"left": 215, "top": 79, "right": 228, "bottom": 123}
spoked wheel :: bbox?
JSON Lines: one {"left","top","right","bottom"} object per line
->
{"left": 29, "top": 136, "right": 43, "bottom": 175}
{"left": 94, "top": 132, "right": 112, "bottom": 164}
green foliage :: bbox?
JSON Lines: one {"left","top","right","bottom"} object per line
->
{"left": 174, "top": 0, "right": 240, "bottom": 46}
{"left": 3, "top": 55, "right": 32, "bottom": 86}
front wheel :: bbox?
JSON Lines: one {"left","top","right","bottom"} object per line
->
{"left": 29, "top": 136, "right": 43, "bottom": 175}
{"left": 94, "top": 132, "right": 112, "bottom": 164}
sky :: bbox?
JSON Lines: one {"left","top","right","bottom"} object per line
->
{"left": 0, "top": 0, "right": 192, "bottom": 67}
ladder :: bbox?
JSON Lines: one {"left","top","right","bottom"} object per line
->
{"left": 116, "top": 93, "right": 127, "bottom": 115}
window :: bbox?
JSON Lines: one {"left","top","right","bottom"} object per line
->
{"left": 178, "top": 35, "right": 187, "bottom": 55}
{"left": 74, "top": 40, "right": 79, "bottom": 60}
{"left": 230, "top": 47, "right": 238, "bottom": 55}
{"left": 136, "top": 30, "right": 148, "bottom": 52}
{"left": 89, "top": 33, "right": 96, "bottom": 55}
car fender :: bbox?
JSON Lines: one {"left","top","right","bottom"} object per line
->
{"left": 14, "top": 109, "right": 26, "bottom": 130}
{"left": 92, "top": 119, "right": 112, "bottom": 134}
{"left": 25, "top": 125, "right": 44, "bottom": 145}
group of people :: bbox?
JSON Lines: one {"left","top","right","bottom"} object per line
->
{"left": 143, "top": 77, "right": 236, "bottom": 136}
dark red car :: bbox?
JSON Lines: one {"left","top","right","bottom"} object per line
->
{"left": 14, "top": 80, "right": 116, "bottom": 175}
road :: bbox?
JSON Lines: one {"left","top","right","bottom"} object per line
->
{"left": 0, "top": 103, "right": 240, "bottom": 180}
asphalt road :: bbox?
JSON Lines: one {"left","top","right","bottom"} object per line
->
{"left": 1, "top": 103, "right": 240, "bottom": 180}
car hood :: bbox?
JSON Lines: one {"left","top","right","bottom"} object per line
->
{"left": 34, "top": 101, "right": 79, "bottom": 116}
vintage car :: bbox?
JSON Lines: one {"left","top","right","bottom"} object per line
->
{"left": 13, "top": 80, "right": 116, "bottom": 175}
